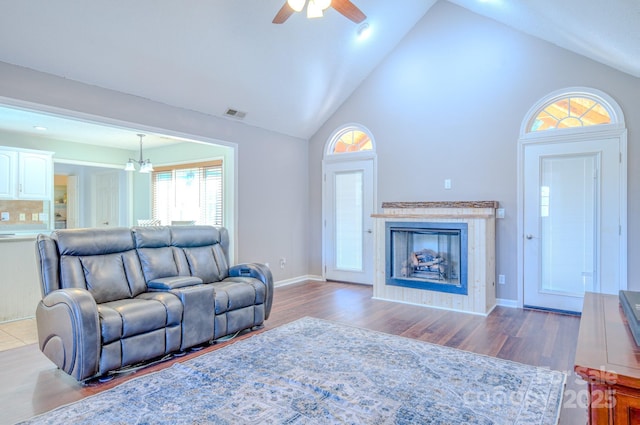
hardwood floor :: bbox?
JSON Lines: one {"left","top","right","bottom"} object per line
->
{"left": 0, "top": 281, "right": 586, "bottom": 424}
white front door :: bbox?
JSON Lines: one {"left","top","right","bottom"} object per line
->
{"left": 323, "top": 159, "right": 375, "bottom": 284}
{"left": 93, "top": 171, "right": 120, "bottom": 228}
{"left": 523, "top": 137, "right": 622, "bottom": 312}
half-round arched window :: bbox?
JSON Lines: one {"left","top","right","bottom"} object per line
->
{"left": 326, "top": 125, "right": 374, "bottom": 156}
{"left": 523, "top": 88, "right": 622, "bottom": 135}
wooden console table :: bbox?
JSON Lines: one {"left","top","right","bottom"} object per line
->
{"left": 575, "top": 292, "right": 640, "bottom": 424}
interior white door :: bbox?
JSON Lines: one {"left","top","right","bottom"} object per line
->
{"left": 93, "top": 172, "right": 120, "bottom": 228}
{"left": 523, "top": 138, "right": 621, "bottom": 312}
{"left": 323, "top": 159, "right": 374, "bottom": 284}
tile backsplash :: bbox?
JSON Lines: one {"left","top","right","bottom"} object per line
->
{"left": 0, "top": 200, "right": 50, "bottom": 231}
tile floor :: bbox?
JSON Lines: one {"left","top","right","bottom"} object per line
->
{"left": 0, "top": 318, "right": 38, "bottom": 352}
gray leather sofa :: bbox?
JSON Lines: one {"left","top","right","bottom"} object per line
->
{"left": 35, "top": 225, "right": 273, "bottom": 382}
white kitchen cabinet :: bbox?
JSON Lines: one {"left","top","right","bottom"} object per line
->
{"left": 0, "top": 147, "right": 53, "bottom": 200}
{"left": 18, "top": 151, "right": 52, "bottom": 199}
{"left": 0, "top": 149, "right": 17, "bottom": 198}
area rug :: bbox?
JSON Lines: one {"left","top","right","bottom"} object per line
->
{"left": 19, "top": 317, "right": 565, "bottom": 424}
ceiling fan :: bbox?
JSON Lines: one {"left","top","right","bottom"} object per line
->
{"left": 273, "top": 0, "right": 366, "bottom": 24}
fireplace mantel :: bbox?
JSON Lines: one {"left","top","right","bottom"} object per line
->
{"left": 381, "top": 201, "right": 498, "bottom": 209}
{"left": 372, "top": 201, "right": 497, "bottom": 315}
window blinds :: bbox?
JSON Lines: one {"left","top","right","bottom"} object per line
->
{"left": 151, "top": 160, "right": 223, "bottom": 226}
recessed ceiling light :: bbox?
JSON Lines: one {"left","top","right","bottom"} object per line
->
{"left": 357, "top": 23, "right": 371, "bottom": 41}
{"left": 34, "top": 126, "right": 47, "bottom": 131}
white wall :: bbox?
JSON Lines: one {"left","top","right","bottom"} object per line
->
{"left": 308, "top": 1, "right": 640, "bottom": 300}
{"left": 0, "top": 239, "right": 41, "bottom": 321}
{"left": 0, "top": 62, "right": 310, "bottom": 283}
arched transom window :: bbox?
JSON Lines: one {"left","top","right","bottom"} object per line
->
{"left": 528, "top": 95, "right": 613, "bottom": 132}
{"left": 328, "top": 126, "right": 373, "bottom": 154}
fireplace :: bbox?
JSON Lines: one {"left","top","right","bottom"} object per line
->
{"left": 386, "top": 222, "right": 468, "bottom": 295}
{"left": 373, "top": 201, "right": 497, "bottom": 315}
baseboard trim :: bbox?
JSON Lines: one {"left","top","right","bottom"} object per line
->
{"left": 523, "top": 304, "right": 581, "bottom": 316}
{"left": 274, "top": 275, "right": 325, "bottom": 288}
{"left": 496, "top": 298, "right": 518, "bottom": 308}
{"left": 273, "top": 281, "right": 523, "bottom": 312}
{"left": 371, "top": 296, "right": 492, "bottom": 317}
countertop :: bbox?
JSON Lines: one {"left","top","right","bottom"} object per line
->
{"left": 0, "top": 232, "right": 45, "bottom": 241}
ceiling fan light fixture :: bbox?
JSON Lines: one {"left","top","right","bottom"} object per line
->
{"left": 315, "top": 0, "right": 331, "bottom": 10}
{"left": 274, "top": 0, "right": 364, "bottom": 24}
{"left": 287, "top": 0, "right": 306, "bottom": 12}
{"left": 307, "top": 0, "right": 323, "bottom": 18}
{"left": 357, "top": 22, "right": 371, "bottom": 40}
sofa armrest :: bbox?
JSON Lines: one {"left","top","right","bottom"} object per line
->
{"left": 36, "top": 287, "right": 100, "bottom": 382}
{"left": 147, "top": 276, "right": 204, "bottom": 291}
{"left": 229, "top": 263, "right": 274, "bottom": 319}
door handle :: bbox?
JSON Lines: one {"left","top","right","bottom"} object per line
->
{"left": 526, "top": 234, "right": 534, "bottom": 239}
{"left": 366, "top": 229, "right": 372, "bottom": 234}
{"left": 103, "top": 221, "right": 109, "bottom": 226}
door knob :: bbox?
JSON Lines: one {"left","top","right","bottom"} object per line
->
{"left": 103, "top": 221, "right": 109, "bottom": 225}
{"left": 366, "top": 229, "right": 372, "bottom": 234}
{"left": 526, "top": 234, "right": 534, "bottom": 239}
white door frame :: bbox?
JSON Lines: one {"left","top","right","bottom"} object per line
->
{"left": 322, "top": 124, "right": 377, "bottom": 284}
{"left": 516, "top": 87, "right": 627, "bottom": 308}
{"left": 322, "top": 157, "right": 377, "bottom": 284}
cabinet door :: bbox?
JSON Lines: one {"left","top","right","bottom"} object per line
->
{"left": 613, "top": 389, "right": 640, "bottom": 425}
{"left": 0, "top": 149, "right": 17, "bottom": 198}
{"left": 18, "top": 152, "right": 52, "bottom": 199}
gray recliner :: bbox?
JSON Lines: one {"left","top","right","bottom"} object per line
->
{"left": 35, "top": 225, "right": 273, "bottom": 382}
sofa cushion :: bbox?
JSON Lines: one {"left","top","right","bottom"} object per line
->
{"left": 133, "top": 225, "right": 230, "bottom": 284}
{"left": 137, "top": 247, "right": 180, "bottom": 282}
{"left": 55, "top": 227, "right": 135, "bottom": 256}
{"left": 212, "top": 277, "right": 266, "bottom": 314}
{"left": 54, "top": 228, "right": 147, "bottom": 302}
{"left": 81, "top": 254, "right": 132, "bottom": 303}
{"left": 132, "top": 226, "right": 171, "bottom": 248}
{"left": 98, "top": 297, "right": 182, "bottom": 344}
{"left": 59, "top": 250, "right": 147, "bottom": 303}
{"left": 182, "top": 246, "right": 222, "bottom": 283}
{"left": 170, "top": 225, "right": 220, "bottom": 247}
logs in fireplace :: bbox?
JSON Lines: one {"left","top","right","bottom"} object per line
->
{"left": 408, "top": 248, "right": 449, "bottom": 280}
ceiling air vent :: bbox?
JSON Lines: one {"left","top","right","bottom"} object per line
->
{"left": 224, "top": 108, "right": 247, "bottom": 120}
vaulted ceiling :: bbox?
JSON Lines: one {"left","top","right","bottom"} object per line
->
{"left": 0, "top": 0, "right": 637, "bottom": 146}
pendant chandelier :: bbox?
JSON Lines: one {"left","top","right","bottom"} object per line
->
{"left": 124, "top": 134, "right": 154, "bottom": 173}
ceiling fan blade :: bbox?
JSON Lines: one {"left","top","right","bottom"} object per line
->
{"left": 273, "top": 2, "right": 295, "bottom": 24}
{"left": 331, "top": 0, "right": 366, "bottom": 23}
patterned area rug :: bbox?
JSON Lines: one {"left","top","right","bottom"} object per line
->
{"left": 20, "top": 317, "right": 565, "bottom": 424}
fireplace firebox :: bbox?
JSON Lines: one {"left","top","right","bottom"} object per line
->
{"left": 386, "top": 222, "right": 468, "bottom": 295}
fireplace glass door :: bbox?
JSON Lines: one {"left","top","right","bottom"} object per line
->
{"left": 386, "top": 222, "right": 468, "bottom": 295}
